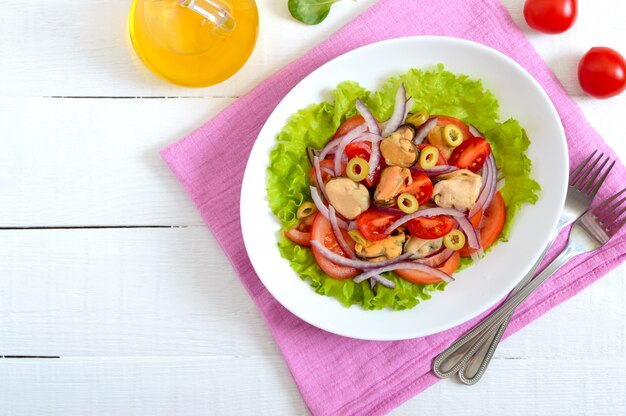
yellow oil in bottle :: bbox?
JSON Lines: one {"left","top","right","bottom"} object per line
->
{"left": 129, "top": 0, "right": 258, "bottom": 88}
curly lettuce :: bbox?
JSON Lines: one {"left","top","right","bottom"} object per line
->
{"left": 266, "top": 65, "right": 541, "bottom": 310}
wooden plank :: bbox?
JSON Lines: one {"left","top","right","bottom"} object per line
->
{"left": 1, "top": 94, "right": 626, "bottom": 227}
{"left": 0, "top": 97, "right": 229, "bottom": 227}
{"left": 0, "top": 227, "right": 278, "bottom": 357}
{"left": 0, "top": 355, "right": 624, "bottom": 415}
{"left": 1, "top": 0, "right": 625, "bottom": 97}
{"left": 395, "top": 358, "right": 626, "bottom": 416}
{"left": 0, "top": 356, "right": 309, "bottom": 415}
{"left": 0, "top": 226, "right": 624, "bottom": 359}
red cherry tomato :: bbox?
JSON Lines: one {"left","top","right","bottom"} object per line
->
{"left": 401, "top": 171, "right": 434, "bottom": 205}
{"left": 345, "top": 141, "right": 371, "bottom": 160}
{"left": 578, "top": 47, "right": 626, "bottom": 99}
{"left": 356, "top": 210, "right": 401, "bottom": 242}
{"left": 285, "top": 228, "right": 311, "bottom": 246}
{"left": 524, "top": 0, "right": 577, "bottom": 34}
{"left": 448, "top": 137, "right": 491, "bottom": 173}
{"left": 284, "top": 213, "right": 315, "bottom": 246}
{"left": 407, "top": 215, "right": 456, "bottom": 239}
{"left": 334, "top": 115, "right": 365, "bottom": 138}
{"left": 310, "top": 213, "right": 358, "bottom": 279}
{"left": 308, "top": 158, "right": 334, "bottom": 187}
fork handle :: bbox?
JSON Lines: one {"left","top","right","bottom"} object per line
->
{"left": 482, "top": 244, "right": 579, "bottom": 329}
{"left": 456, "top": 231, "right": 562, "bottom": 384}
{"left": 458, "top": 310, "right": 509, "bottom": 384}
{"left": 433, "top": 243, "right": 578, "bottom": 379}
{"left": 432, "top": 233, "right": 557, "bottom": 379}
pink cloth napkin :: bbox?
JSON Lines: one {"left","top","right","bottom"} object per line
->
{"left": 161, "top": 0, "right": 626, "bottom": 414}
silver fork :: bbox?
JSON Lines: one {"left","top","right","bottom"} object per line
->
{"left": 452, "top": 187, "right": 626, "bottom": 367}
{"left": 433, "top": 151, "right": 615, "bottom": 381}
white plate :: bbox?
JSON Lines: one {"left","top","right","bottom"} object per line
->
{"left": 240, "top": 37, "right": 567, "bottom": 340}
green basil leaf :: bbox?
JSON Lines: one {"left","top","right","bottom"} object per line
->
{"left": 288, "top": 0, "right": 343, "bottom": 25}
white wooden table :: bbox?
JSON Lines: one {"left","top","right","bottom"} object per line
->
{"left": 1, "top": 1, "right": 625, "bottom": 414}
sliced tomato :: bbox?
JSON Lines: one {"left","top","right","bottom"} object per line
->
{"left": 417, "top": 143, "right": 447, "bottom": 166}
{"left": 311, "top": 213, "right": 358, "bottom": 279}
{"left": 448, "top": 137, "right": 491, "bottom": 173}
{"left": 356, "top": 209, "right": 401, "bottom": 242}
{"left": 345, "top": 141, "right": 371, "bottom": 160}
{"left": 460, "top": 192, "right": 506, "bottom": 257}
{"left": 395, "top": 251, "right": 461, "bottom": 284}
{"left": 308, "top": 158, "right": 334, "bottom": 187}
{"left": 285, "top": 228, "right": 311, "bottom": 246}
{"left": 407, "top": 215, "right": 456, "bottom": 239}
{"left": 469, "top": 210, "right": 483, "bottom": 228}
{"left": 401, "top": 171, "right": 434, "bottom": 205}
{"left": 284, "top": 214, "right": 315, "bottom": 246}
{"left": 334, "top": 115, "right": 365, "bottom": 139}
{"left": 436, "top": 116, "right": 473, "bottom": 140}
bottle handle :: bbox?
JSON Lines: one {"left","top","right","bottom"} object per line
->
{"left": 180, "top": 0, "right": 236, "bottom": 33}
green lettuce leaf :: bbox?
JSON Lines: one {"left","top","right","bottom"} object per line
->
{"left": 365, "top": 64, "right": 500, "bottom": 133}
{"left": 266, "top": 65, "right": 541, "bottom": 310}
{"left": 485, "top": 119, "right": 541, "bottom": 240}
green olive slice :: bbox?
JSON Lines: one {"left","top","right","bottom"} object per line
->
{"left": 346, "top": 157, "right": 370, "bottom": 182}
{"left": 406, "top": 110, "right": 429, "bottom": 127}
{"left": 297, "top": 201, "right": 317, "bottom": 219}
{"left": 418, "top": 145, "right": 439, "bottom": 169}
{"left": 397, "top": 192, "right": 419, "bottom": 214}
{"left": 443, "top": 229, "right": 466, "bottom": 251}
{"left": 443, "top": 124, "right": 464, "bottom": 147}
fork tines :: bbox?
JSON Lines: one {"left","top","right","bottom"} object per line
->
{"left": 592, "top": 188, "right": 626, "bottom": 235}
{"left": 570, "top": 151, "right": 616, "bottom": 197}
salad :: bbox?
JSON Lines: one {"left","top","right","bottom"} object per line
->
{"left": 267, "top": 66, "right": 541, "bottom": 310}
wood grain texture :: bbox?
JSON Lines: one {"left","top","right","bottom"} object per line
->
{"left": 0, "top": 228, "right": 623, "bottom": 359}
{"left": 1, "top": 0, "right": 626, "bottom": 415}
{"left": 0, "top": 96, "right": 624, "bottom": 227}
{"left": 1, "top": 0, "right": 624, "bottom": 98}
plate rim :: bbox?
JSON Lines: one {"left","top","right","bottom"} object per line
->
{"left": 240, "top": 35, "right": 568, "bottom": 340}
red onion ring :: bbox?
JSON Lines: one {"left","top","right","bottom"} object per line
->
{"left": 371, "top": 274, "right": 396, "bottom": 289}
{"left": 383, "top": 207, "right": 465, "bottom": 235}
{"left": 310, "top": 240, "right": 412, "bottom": 270}
{"left": 482, "top": 154, "right": 498, "bottom": 212}
{"left": 456, "top": 215, "right": 481, "bottom": 251}
{"left": 318, "top": 140, "right": 339, "bottom": 161}
{"left": 328, "top": 205, "right": 355, "bottom": 259}
{"left": 375, "top": 206, "right": 405, "bottom": 216}
{"left": 382, "top": 83, "right": 408, "bottom": 136}
{"left": 313, "top": 155, "right": 330, "bottom": 202}
{"left": 334, "top": 124, "right": 367, "bottom": 175}
{"left": 413, "top": 117, "right": 438, "bottom": 145}
{"left": 468, "top": 157, "right": 492, "bottom": 218}
{"left": 320, "top": 166, "right": 334, "bottom": 176}
{"left": 356, "top": 99, "right": 381, "bottom": 136}
{"left": 469, "top": 124, "right": 483, "bottom": 137}
{"left": 309, "top": 186, "right": 349, "bottom": 229}
{"left": 353, "top": 261, "right": 454, "bottom": 283}
{"left": 411, "top": 165, "right": 458, "bottom": 178}
{"left": 367, "top": 139, "right": 381, "bottom": 182}
{"left": 351, "top": 132, "right": 384, "bottom": 144}
{"left": 415, "top": 248, "right": 455, "bottom": 267}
